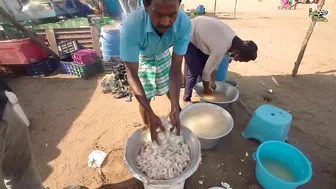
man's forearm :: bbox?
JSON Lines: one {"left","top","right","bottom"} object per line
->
{"left": 124, "top": 62, "right": 153, "bottom": 113}
{"left": 169, "top": 54, "right": 183, "bottom": 110}
{"left": 169, "top": 70, "right": 181, "bottom": 110}
{"left": 128, "top": 77, "right": 153, "bottom": 113}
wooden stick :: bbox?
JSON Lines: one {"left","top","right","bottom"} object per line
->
{"left": 0, "top": 7, "right": 60, "bottom": 60}
{"left": 292, "top": 0, "right": 325, "bottom": 77}
{"left": 214, "top": 0, "right": 217, "bottom": 13}
{"left": 233, "top": 0, "right": 238, "bottom": 20}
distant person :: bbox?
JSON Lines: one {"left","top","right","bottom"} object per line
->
{"left": 280, "top": 0, "right": 290, "bottom": 9}
{"left": 0, "top": 81, "right": 45, "bottom": 189}
{"left": 290, "top": 0, "right": 299, "bottom": 9}
{"left": 183, "top": 16, "right": 258, "bottom": 105}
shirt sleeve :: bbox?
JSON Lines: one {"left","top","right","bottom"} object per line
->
{"left": 120, "top": 17, "right": 140, "bottom": 62}
{"left": 173, "top": 14, "right": 191, "bottom": 55}
{"left": 202, "top": 52, "right": 226, "bottom": 81}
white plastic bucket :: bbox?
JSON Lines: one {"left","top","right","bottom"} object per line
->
{"left": 143, "top": 181, "right": 185, "bottom": 189}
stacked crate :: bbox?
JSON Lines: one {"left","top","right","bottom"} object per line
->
{"left": 58, "top": 41, "right": 103, "bottom": 79}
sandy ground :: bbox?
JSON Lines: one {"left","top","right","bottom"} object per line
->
{"left": 6, "top": 0, "right": 336, "bottom": 188}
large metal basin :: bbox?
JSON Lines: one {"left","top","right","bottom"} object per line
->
{"left": 194, "top": 81, "right": 239, "bottom": 108}
{"left": 180, "top": 103, "right": 234, "bottom": 150}
{"left": 124, "top": 126, "right": 201, "bottom": 186}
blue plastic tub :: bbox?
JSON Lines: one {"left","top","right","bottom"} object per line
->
{"left": 215, "top": 55, "right": 230, "bottom": 81}
{"left": 253, "top": 141, "right": 312, "bottom": 189}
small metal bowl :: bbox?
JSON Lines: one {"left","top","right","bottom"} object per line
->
{"left": 124, "top": 126, "right": 202, "bottom": 186}
{"left": 180, "top": 103, "right": 234, "bottom": 150}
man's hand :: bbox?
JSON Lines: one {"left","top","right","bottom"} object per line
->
{"left": 147, "top": 111, "right": 165, "bottom": 142}
{"left": 203, "top": 81, "right": 213, "bottom": 94}
{"left": 169, "top": 108, "right": 181, "bottom": 136}
{"left": 209, "top": 79, "right": 216, "bottom": 92}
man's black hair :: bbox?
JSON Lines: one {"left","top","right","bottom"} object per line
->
{"left": 143, "top": 0, "right": 182, "bottom": 6}
{"left": 240, "top": 41, "right": 258, "bottom": 61}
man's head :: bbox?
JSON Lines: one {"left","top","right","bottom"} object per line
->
{"left": 144, "top": 0, "right": 182, "bottom": 34}
{"left": 230, "top": 38, "right": 258, "bottom": 62}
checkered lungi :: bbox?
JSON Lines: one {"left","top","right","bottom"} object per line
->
{"left": 138, "top": 50, "right": 171, "bottom": 99}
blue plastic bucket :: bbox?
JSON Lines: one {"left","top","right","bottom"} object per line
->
{"left": 196, "top": 5, "right": 205, "bottom": 14}
{"left": 100, "top": 24, "right": 120, "bottom": 61}
{"left": 253, "top": 141, "right": 312, "bottom": 189}
{"left": 215, "top": 55, "right": 230, "bottom": 81}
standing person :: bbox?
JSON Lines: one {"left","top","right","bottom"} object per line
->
{"left": 0, "top": 81, "right": 83, "bottom": 189}
{"left": 120, "top": 0, "right": 191, "bottom": 141}
{"left": 183, "top": 16, "right": 258, "bottom": 105}
{"left": 0, "top": 81, "right": 45, "bottom": 189}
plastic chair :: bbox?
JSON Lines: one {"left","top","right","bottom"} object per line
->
{"left": 242, "top": 104, "right": 292, "bottom": 143}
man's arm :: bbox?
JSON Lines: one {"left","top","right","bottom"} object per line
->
{"left": 170, "top": 13, "right": 192, "bottom": 111}
{"left": 169, "top": 54, "right": 183, "bottom": 111}
{"left": 202, "top": 52, "right": 225, "bottom": 93}
{"left": 120, "top": 12, "right": 151, "bottom": 112}
{"left": 124, "top": 62, "right": 153, "bottom": 114}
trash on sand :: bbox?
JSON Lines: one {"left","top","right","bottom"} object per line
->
{"left": 239, "top": 171, "right": 242, "bottom": 176}
{"left": 221, "top": 181, "right": 232, "bottom": 189}
{"left": 88, "top": 150, "right": 107, "bottom": 168}
{"left": 268, "top": 89, "right": 274, "bottom": 94}
{"left": 245, "top": 152, "right": 249, "bottom": 157}
{"left": 199, "top": 180, "right": 203, "bottom": 185}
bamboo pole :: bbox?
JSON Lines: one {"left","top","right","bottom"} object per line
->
{"left": 233, "top": 0, "right": 238, "bottom": 20}
{"left": 292, "top": 0, "right": 325, "bottom": 77}
{"left": 0, "top": 7, "right": 60, "bottom": 60}
{"left": 214, "top": 0, "right": 217, "bottom": 13}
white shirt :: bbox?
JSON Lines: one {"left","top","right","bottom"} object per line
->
{"left": 191, "top": 16, "right": 236, "bottom": 81}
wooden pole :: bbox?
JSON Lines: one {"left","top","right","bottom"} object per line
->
{"left": 292, "top": 0, "right": 325, "bottom": 77}
{"left": 0, "top": 7, "right": 60, "bottom": 60}
{"left": 233, "top": 0, "right": 238, "bottom": 20}
{"left": 214, "top": 0, "right": 217, "bottom": 13}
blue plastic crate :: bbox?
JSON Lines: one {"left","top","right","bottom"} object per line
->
{"left": 24, "top": 58, "right": 59, "bottom": 77}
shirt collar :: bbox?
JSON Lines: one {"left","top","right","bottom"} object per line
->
{"left": 145, "top": 13, "right": 177, "bottom": 33}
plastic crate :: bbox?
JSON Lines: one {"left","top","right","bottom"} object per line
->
{"left": 0, "top": 36, "right": 49, "bottom": 65}
{"left": 0, "top": 21, "right": 36, "bottom": 39}
{"left": 24, "top": 58, "right": 59, "bottom": 77}
{"left": 72, "top": 49, "right": 99, "bottom": 65}
{"left": 60, "top": 59, "right": 103, "bottom": 79}
{"left": 57, "top": 40, "right": 84, "bottom": 59}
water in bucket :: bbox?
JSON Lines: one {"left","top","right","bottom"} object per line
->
{"left": 261, "top": 159, "right": 296, "bottom": 182}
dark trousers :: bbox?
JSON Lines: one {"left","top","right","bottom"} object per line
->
{"left": 183, "top": 43, "right": 209, "bottom": 102}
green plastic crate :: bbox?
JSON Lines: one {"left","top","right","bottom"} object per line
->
{"left": 0, "top": 20, "right": 36, "bottom": 39}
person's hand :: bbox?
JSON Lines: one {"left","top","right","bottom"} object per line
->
{"left": 147, "top": 111, "right": 165, "bottom": 142}
{"left": 209, "top": 79, "right": 216, "bottom": 92}
{"left": 169, "top": 108, "right": 181, "bottom": 136}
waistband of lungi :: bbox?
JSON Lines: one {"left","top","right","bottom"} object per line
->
{"left": 139, "top": 49, "right": 171, "bottom": 60}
